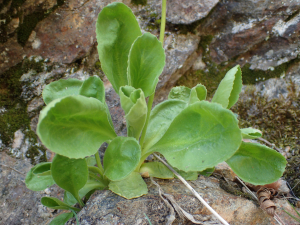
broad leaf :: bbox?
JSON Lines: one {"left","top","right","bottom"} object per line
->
{"left": 79, "top": 76, "right": 113, "bottom": 127}
{"left": 127, "top": 32, "right": 165, "bottom": 97}
{"left": 25, "top": 164, "right": 55, "bottom": 191}
{"left": 43, "top": 78, "right": 83, "bottom": 105}
{"left": 226, "top": 142, "right": 287, "bottom": 185}
{"left": 189, "top": 84, "right": 207, "bottom": 104}
{"left": 32, "top": 162, "right": 51, "bottom": 176}
{"left": 119, "top": 86, "right": 147, "bottom": 139}
{"left": 142, "top": 100, "right": 187, "bottom": 154}
{"left": 41, "top": 196, "right": 80, "bottom": 212}
{"left": 212, "top": 65, "right": 242, "bottom": 109}
{"left": 109, "top": 172, "right": 148, "bottom": 199}
{"left": 104, "top": 136, "right": 141, "bottom": 181}
{"left": 64, "top": 178, "right": 106, "bottom": 206}
{"left": 96, "top": 2, "right": 142, "bottom": 93}
{"left": 49, "top": 213, "right": 73, "bottom": 225}
{"left": 175, "top": 169, "right": 198, "bottom": 181}
{"left": 140, "top": 162, "right": 174, "bottom": 179}
{"left": 241, "top": 127, "right": 262, "bottom": 139}
{"left": 51, "top": 155, "right": 88, "bottom": 205}
{"left": 37, "top": 95, "right": 116, "bottom": 158}
{"left": 85, "top": 156, "right": 97, "bottom": 166}
{"left": 149, "top": 101, "right": 242, "bottom": 172}
{"left": 168, "top": 86, "right": 191, "bottom": 102}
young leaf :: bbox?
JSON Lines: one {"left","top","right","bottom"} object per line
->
{"left": 212, "top": 65, "right": 242, "bottom": 109}
{"left": 127, "top": 32, "right": 166, "bottom": 97}
{"left": 79, "top": 76, "right": 113, "bottom": 127}
{"left": 109, "top": 172, "right": 148, "bottom": 199}
{"left": 32, "top": 162, "right": 51, "bottom": 176}
{"left": 140, "top": 162, "right": 174, "bottom": 179}
{"left": 49, "top": 212, "right": 73, "bottom": 225}
{"left": 142, "top": 100, "right": 187, "bottom": 154}
{"left": 199, "top": 167, "right": 215, "bottom": 177}
{"left": 226, "top": 142, "right": 287, "bottom": 185}
{"left": 189, "top": 84, "right": 207, "bottom": 104}
{"left": 43, "top": 78, "right": 83, "bottom": 105}
{"left": 64, "top": 178, "right": 106, "bottom": 206}
{"left": 41, "top": 196, "right": 80, "bottom": 212}
{"left": 37, "top": 95, "right": 117, "bottom": 158}
{"left": 104, "top": 136, "right": 141, "bottom": 181}
{"left": 96, "top": 2, "right": 142, "bottom": 93}
{"left": 119, "top": 86, "right": 147, "bottom": 140}
{"left": 149, "top": 101, "right": 242, "bottom": 172}
{"left": 25, "top": 164, "right": 55, "bottom": 191}
{"left": 51, "top": 154, "right": 88, "bottom": 205}
{"left": 168, "top": 86, "right": 191, "bottom": 102}
{"left": 241, "top": 127, "right": 262, "bottom": 139}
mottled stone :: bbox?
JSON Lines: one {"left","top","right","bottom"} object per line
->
{"left": 67, "top": 177, "right": 299, "bottom": 225}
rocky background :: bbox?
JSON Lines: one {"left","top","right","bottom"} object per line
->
{"left": 1, "top": 0, "right": 300, "bottom": 224}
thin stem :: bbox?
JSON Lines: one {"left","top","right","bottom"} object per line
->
{"left": 95, "top": 151, "right": 104, "bottom": 176}
{"left": 139, "top": 0, "right": 167, "bottom": 147}
{"left": 153, "top": 153, "right": 230, "bottom": 225}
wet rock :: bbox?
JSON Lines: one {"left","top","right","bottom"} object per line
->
{"left": 67, "top": 176, "right": 299, "bottom": 225}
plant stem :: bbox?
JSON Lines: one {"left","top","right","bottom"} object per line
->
{"left": 153, "top": 153, "right": 230, "bottom": 225}
{"left": 95, "top": 151, "right": 104, "bottom": 176}
{"left": 140, "top": 0, "right": 167, "bottom": 147}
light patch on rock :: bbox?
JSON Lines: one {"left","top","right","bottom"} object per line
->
{"left": 20, "top": 70, "right": 36, "bottom": 82}
{"left": 272, "top": 14, "right": 300, "bottom": 36}
{"left": 192, "top": 56, "right": 206, "bottom": 70}
{"left": 232, "top": 20, "right": 255, "bottom": 34}
{"left": 32, "top": 38, "right": 42, "bottom": 49}
{"left": 12, "top": 129, "right": 25, "bottom": 149}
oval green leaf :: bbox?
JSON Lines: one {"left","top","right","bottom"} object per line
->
{"left": 120, "top": 86, "right": 147, "bottom": 140}
{"left": 212, "top": 65, "right": 242, "bottom": 109}
{"left": 51, "top": 154, "right": 88, "bottom": 205}
{"left": 37, "top": 95, "right": 117, "bottom": 158}
{"left": 32, "top": 162, "right": 51, "bottom": 176}
{"left": 226, "top": 142, "right": 287, "bottom": 185}
{"left": 109, "top": 172, "right": 148, "bottom": 199}
{"left": 49, "top": 212, "right": 74, "bottom": 225}
{"left": 149, "top": 101, "right": 242, "bottom": 172}
{"left": 127, "top": 32, "right": 165, "bottom": 97}
{"left": 104, "top": 136, "right": 141, "bottom": 181}
{"left": 41, "top": 196, "right": 80, "bottom": 212}
{"left": 142, "top": 100, "right": 187, "bottom": 154}
{"left": 168, "top": 86, "right": 191, "bottom": 102}
{"left": 25, "top": 164, "right": 55, "bottom": 191}
{"left": 79, "top": 76, "right": 105, "bottom": 103}
{"left": 96, "top": 2, "right": 142, "bottom": 93}
{"left": 241, "top": 127, "right": 262, "bottom": 139}
{"left": 140, "top": 161, "right": 174, "bottom": 179}
{"left": 189, "top": 84, "right": 207, "bottom": 104}
{"left": 43, "top": 78, "right": 83, "bottom": 105}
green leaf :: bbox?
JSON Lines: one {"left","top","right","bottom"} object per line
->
{"left": 189, "top": 84, "right": 207, "bottom": 104}
{"left": 226, "top": 142, "right": 287, "bottom": 185}
{"left": 85, "top": 156, "right": 97, "bottom": 166}
{"left": 104, "top": 136, "right": 141, "bottom": 181}
{"left": 64, "top": 178, "right": 106, "bottom": 206}
{"left": 241, "top": 127, "right": 262, "bottom": 139}
{"left": 32, "top": 162, "right": 51, "bottom": 176}
{"left": 41, "top": 196, "right": 80, "bottom": 212}
{"left": 43, "top": 78, "right": 83, "bottom": 105}
{"left": 79, "top": 76, "right": 113, "bottom": 127}
{"left": 175, "top": 169, "right": 198, "bottom": 181}
{"left": 140, "top": 162, "right": 174, "bottom": 179}
{"left": 96, "top": 2, "right": 142, "bottom": 93}
{"left": 49, "top": 213, "right": 73, "bottom": 225}
{"left": 142, "top": 100, "right": 187, "bottom": 154}
{"left": 127, "top": 32, "right": 165, "bottom": 97}
{"left": 199, "top": 167, "right": 215, "bottom": 177}
{"left": 149, "top": 101, "right": 242, "bottom": 172}
{"left": 168, "top": 86, "right": 191, "bottom": 102}
{"left": 25, "top": 164, "right": 55, "bottom": 191}
{"left": 37, "top": 95, "right": 117, "bottom": 158}
{"left": 109, "top": 172, "right": 148, "bottom": 199}
{"left": 51, "top": 155, "right": 88, "bottom": 205}
{"left": 119, "top": 86, "right": 147, "bottom": 139}
{"left": 212, "top": 65, "right": 242, "bottom": 109}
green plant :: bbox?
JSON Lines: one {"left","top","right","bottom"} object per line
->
{"left": 25, "top": 2, "right": 287, "bottom": 224}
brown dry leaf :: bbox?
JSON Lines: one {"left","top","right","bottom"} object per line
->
{"left": 257, "top": 188, "right": 277, "bottom": 217}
